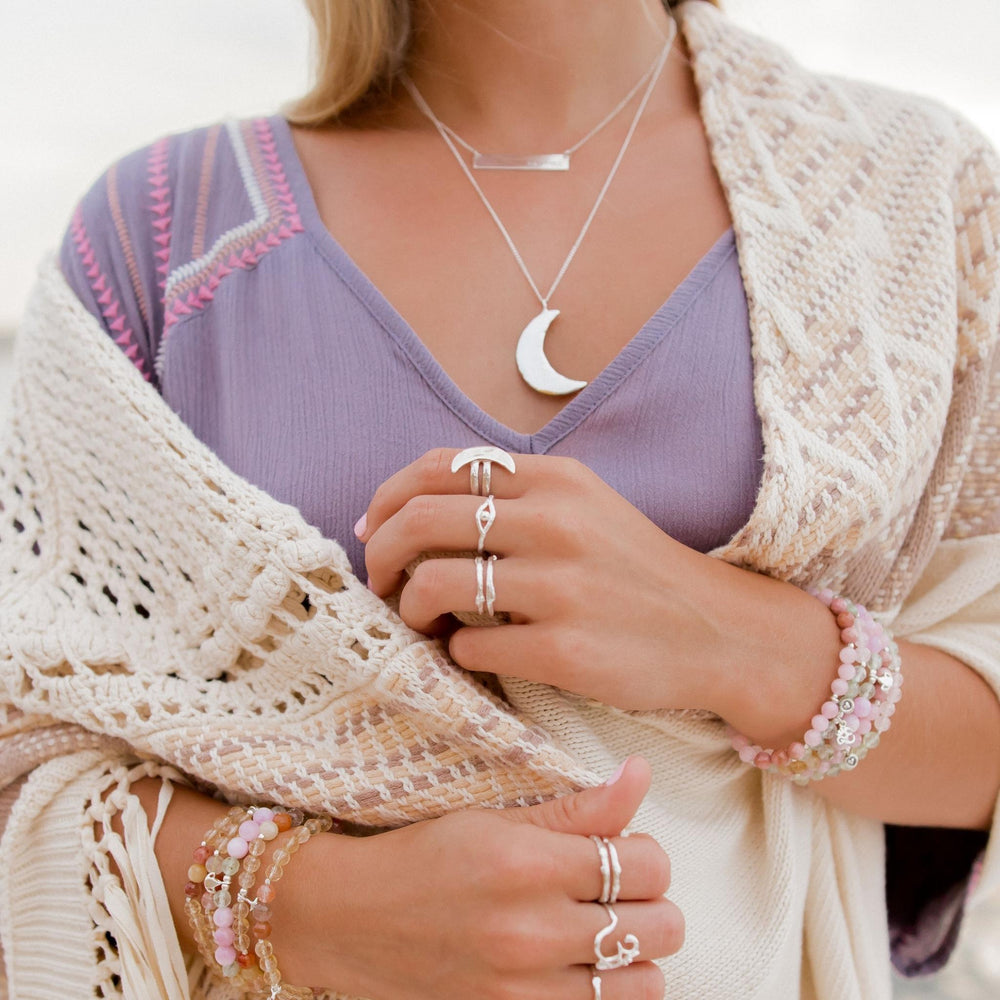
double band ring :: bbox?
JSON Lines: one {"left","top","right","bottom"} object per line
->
{"left": 451, "top": 446, "right": 517, "bottom": 497}
{"left": 593, "top": 903, "right": 640, "bottom": 971}
{"left": 590, "top": 836, "right": 622, "bottom": 905}
{"left": 474, "top": 554, "right": 497, "bottom": 616}
{"left": 475, "top": 495, "right": 496, "bottom": 554}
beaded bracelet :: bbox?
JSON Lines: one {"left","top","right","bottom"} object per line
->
{"left": 730, "top": 590, "right": 903, "bottom": 784}
{"left": 185, "top": 804, "right": 332, "bottom": 999}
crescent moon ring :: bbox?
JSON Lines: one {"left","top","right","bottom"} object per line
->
{"left": 451, "top": 447, "right": 517, "bottom": 495}
{"left": 515, "top": 308, "right": 588, "bottom": 397}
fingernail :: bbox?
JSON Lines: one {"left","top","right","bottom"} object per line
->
{"left": 353, "top": 513, "right": 367, "bottom": 539}
{"left": 604, "top": 759, "right": 629, "bottom": 786}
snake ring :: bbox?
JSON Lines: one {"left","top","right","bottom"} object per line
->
{"left": 451, "top": 446, "right": 516, "bottom": 497}
{"left": 593, "top": 903, "right": 640, "bottom": 971}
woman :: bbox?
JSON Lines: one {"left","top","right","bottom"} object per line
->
{"left": 1, "top": 1, "right": 998, "bottom": 998}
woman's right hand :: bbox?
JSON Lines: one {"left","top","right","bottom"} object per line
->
{"left": 278, "top": 757, "right": 682, "bottom": 1000}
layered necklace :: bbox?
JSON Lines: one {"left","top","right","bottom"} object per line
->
{"left": 400, "top": 18, "right": 677, "bottom": 396}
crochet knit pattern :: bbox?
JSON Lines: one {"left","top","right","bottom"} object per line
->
{"left": 1, "top": 5, "right": 999, "bottom": 998}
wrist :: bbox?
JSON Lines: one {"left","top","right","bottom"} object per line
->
{"left": 707, "top": 568, "right": 842, "bottom": 746}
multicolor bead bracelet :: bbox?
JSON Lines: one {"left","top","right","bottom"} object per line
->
{"left": 730, "top": 590, "right": 903, "bottom": 783}
{"left": 185, "top": 804, "right": 333, "bottom": 998}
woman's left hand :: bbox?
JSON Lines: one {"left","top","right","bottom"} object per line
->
{"left": 356, "top": 447, "right": 755, "bottom": 713}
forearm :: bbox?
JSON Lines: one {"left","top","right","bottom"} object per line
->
{"left": 696, "top": 560, "right": 1000, "bottom": 830}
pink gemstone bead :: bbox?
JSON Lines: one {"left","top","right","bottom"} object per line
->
{"left": 818, "top": 761, "right": 831, "bottom": 774}
{"left": 257, "top": 882, "right": 276, "bottom": 904}
{"left": 739, "top": 745, "right": 758, "bottom": 764}
{"left": 821, "top": 701, "right": 839, "bottom": 719}
{"left": 193, "top": 845, "right": 211, "bottom": 864}
{"left": 831, "top": 678, "right": 849, "bottom": 696}
{"left": 830, "top": 597, "right": 849, "bottom": 614}
{"left": 788, "top": 742, "right": 806, "bottom": 759}
{"left": 215, "top": 945, "right": 238, "bottom": 967}
{"left": 844, "top": 714, "right": 860, "bottom": 731}
{"left": 890, "top": 686, "right": 902, "bottom": 703}
{"left": 817, "top": 588, "right": 835, "bottom": 605}
{"left": 238, "top": 820, "right": 261, "bottom": 842}
{"left": 875, "top": 716, "right": 892, "bottom": 732}
{"left": 731, "top": 732, "right": 750, "bottom": 751}
{"left": 836, "top": 612, "right": 854, "bottom": 629}
{"left": 857, "top": 718, "right": 873, "bottom": 735}
{"left": 773, "top": 750, "right": 790, "bottom": 767}
{"left": 213, "top": 907, "right": 234, "bottom": 928}
{"left": 885, "top": 702, "right": 896, "bottom": 717}
{"left": 213, "top": 926, "right": 235, "bottom": 947}
{"left": 227, "top": 837, "right": 249, "bottom": 860}
{"left": 811, "top": 715, "right": 828, "bottom": 733}
{"left": 838, "top": 663, "right": 856, "bottom": 680}
{"left": 895, "top": 671, "right": 905, "bottom": 686}
{"left": 252, "top": 807, "right": 275, "bottom": 824}
{"left": 754, "top": 751, "right": 772, "bottom": 769}
{"left": 840, "top": 627, "right": 859, "bottom": 644}
{"left": 804, "top": 729, "right": 823, "bottom": 747}
{"left": 852, "top": 696, "right": 872, "bottom": 719}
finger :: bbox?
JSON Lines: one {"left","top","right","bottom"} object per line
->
{"left": 397, "top": 557, "right": 554, "bottom": 633}
{"left": 448, "top": 618, "right": 584, "bottom": 685}
{"left": 364, "top": 495, "right": 531, "bottom": 597}
{"left": 568, "top": 899, "right": 684, "bottom": 966}
{"left": 358, "top": 447, "right": 529, "bottom": 542}
{"left": 507, "top": 757, "right": 653, "bottom": 839}
{"left": 577, "top": 961, "right": 666, "bottom": 1000}
{"left": 566, "top": 834, "right": 671, "bottom": 902}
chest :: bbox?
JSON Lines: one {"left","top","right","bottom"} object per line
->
{"left": 291, "top": 111, "right": 732, "bottom": 434}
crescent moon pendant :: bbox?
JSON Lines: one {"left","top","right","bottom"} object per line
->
{"left": 515, "top": 308, "right": 588, "bottom": 397}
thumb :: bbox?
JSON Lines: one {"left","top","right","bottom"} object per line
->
{"left": 511, "top": 757, "right": 651, "bottom": 838}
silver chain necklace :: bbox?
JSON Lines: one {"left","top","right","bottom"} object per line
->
{"left": 400, "top": 19, "right": 676, "bottom": 396}
{"left": 433, "top": 43, "right": 665, "bottom": 172}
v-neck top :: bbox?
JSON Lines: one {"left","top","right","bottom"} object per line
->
{"left": 59, "top": 115, "right": 764, "bottom": 578}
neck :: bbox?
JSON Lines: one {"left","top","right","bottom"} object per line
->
{"left": 406, "top": 0, "right": 677, "bottom": 150}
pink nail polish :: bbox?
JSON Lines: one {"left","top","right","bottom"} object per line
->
{"left": 604, "top": 759, "right": 628, "bottom": 786}
{"left": 353, "top": 513, "right": 367, "bottom": 539}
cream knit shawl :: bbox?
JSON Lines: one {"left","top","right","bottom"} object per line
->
{"left": 2, "top": 4, "right": 1000, "bottom": 999}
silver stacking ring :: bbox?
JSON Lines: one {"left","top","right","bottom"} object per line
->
{"left": 590, "top": 836, "right": 622, "bottom": 905}
{"left": 591, "top": 968, "right": 603, "bottom": 1000}
{"left": 451, "top": 446, "right": 517, "bottom": 497}
{"left": 474, "top": 554, "right": 498, "bottom": 616}
{"left": 590, "top": 835, "right": 611, "bottom": 903}
{"left": 475, "top": 495, "right": 496, "bottom": 554}
{"left": 593, "top": 903, "right": 640, "bottom": 972}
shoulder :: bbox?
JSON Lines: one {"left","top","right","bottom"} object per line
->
{"left": 59, "top": 117, "right": 306, "bottom": 382}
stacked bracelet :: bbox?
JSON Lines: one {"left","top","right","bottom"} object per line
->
{"left": 185, "top": 804, "right": 333, "bottom": 998}
{"left": 730, "top": 590, "right": 903, "bottom": 784}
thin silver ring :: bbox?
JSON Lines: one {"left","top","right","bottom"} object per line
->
{"left": 604, "top": 837, "right": 622, "bottom": 905}
{"left": 475, "top": 555, "right": 486, "bottom": 615}
{"left": 484, "top": 554, "right": 497, "bottom": 616}
{"left": 590, "top": 968, "right": 602, "bottom": 1000}
{"left": 590, "top": 835, "right": 611, "bottom": 904}
{"left": 476, "top": 495, "right": 496, "bottom": 554}
{"left": 593, "top": 903, "right": 640, "bottom": 971}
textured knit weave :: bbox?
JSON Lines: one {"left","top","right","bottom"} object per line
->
{"left": 1, "top": 3, "right": 1000, "bottom": 999}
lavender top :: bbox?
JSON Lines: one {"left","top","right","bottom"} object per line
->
{"left": 59, "top": 115, "right": 984, "bottom": 977}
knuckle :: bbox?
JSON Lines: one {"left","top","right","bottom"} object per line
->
{"left": 403, "top": 494, "right": 444, "bottom": 535}
{"left": 658, "top": 900, "right": 686, "bottom": 956}
{"left": 406, "top": 558, "right": 444, "bottom": 603}
{"left": 424, "top": 447, "right": 454, "bottom": 484}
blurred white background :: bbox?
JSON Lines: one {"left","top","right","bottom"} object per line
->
{"left": 1, "top": 2, "right": 999, "bottom": 995}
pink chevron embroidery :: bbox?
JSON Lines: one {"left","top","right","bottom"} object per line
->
{"left": 69, "top": 208, "right": 150, "bottom": 381}
{"left": 147, "top": 138, "right": 173, "bottom": 306}
{"left": 160, "top": 118, "right": 303, "bottom": 347}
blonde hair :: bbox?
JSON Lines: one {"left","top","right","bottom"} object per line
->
{"left": 287, "top": 0, "right": 718, "bottom": 126}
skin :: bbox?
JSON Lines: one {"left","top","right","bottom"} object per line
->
{"left": 123, "top": 1, "right": 999, "bottom": 997}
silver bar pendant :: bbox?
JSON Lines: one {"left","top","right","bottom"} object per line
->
{"left": 472, "top": 152, "right": 571, "bottom": 171}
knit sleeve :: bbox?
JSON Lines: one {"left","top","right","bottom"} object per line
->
{"left": 59, "top": 140, "right": 173, "bottom": 386}
{"left": 886, "top": 122, "right": 1000, "bottom": 977}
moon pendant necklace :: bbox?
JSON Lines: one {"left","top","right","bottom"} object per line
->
{"left": 399, "top": 18, "right": 676, "bottom": 397}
